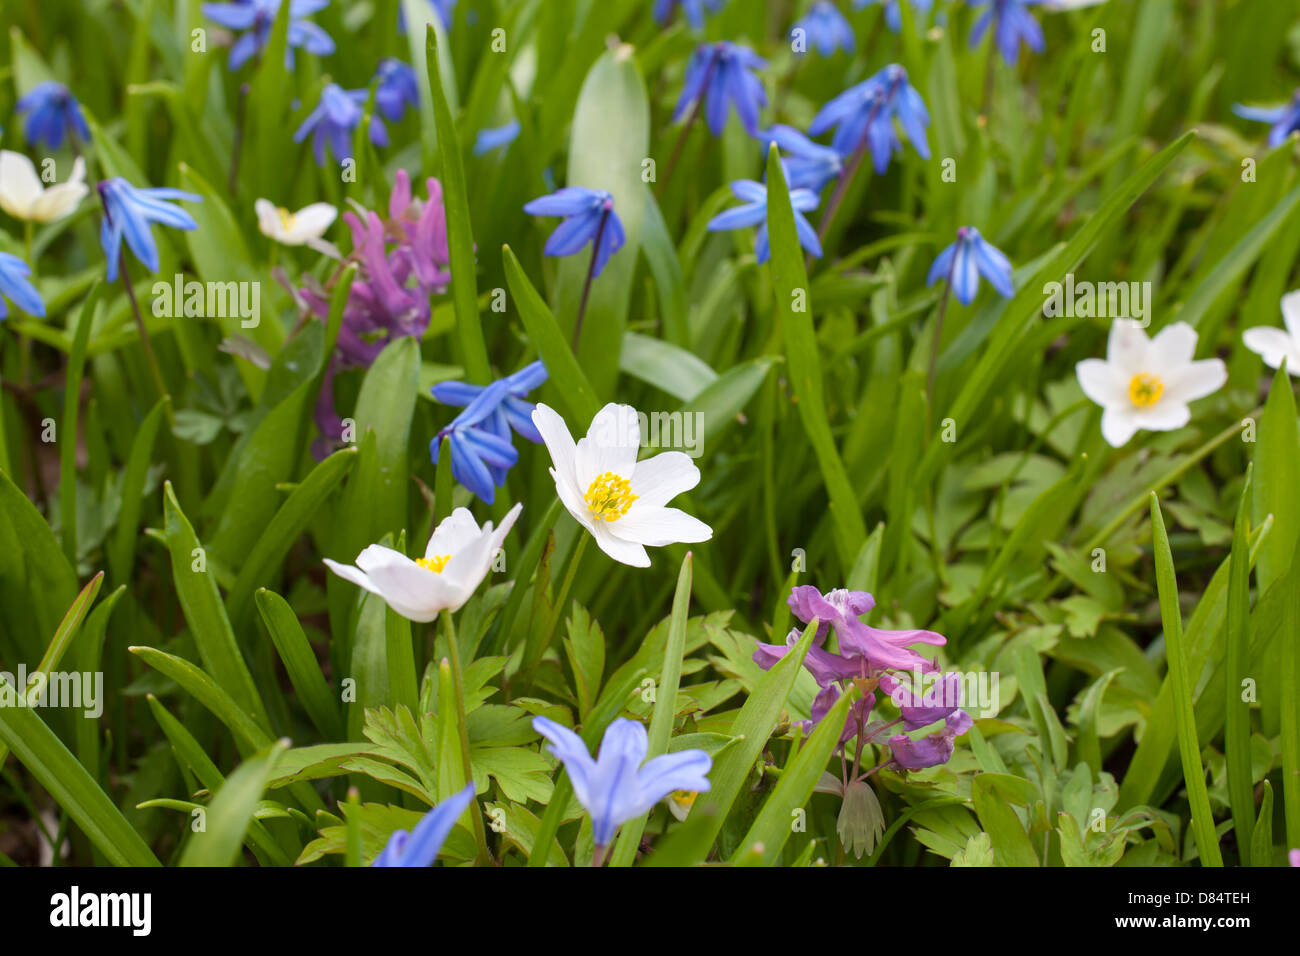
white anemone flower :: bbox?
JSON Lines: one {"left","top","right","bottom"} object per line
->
{"left": 0, "top": 151, "right": 88, "bottom": 222}
{"left": 324, "top": 503, "right": 521, "bottom": 621}
{"left": 1076, "top": 319, "right": 1226, "bottom": 448}
{"left": 254, "top": 198, "right": 337, "bottom": 251}
{"left": 531, "top": 402, "right": 712, "bottom": 568}
{"left": 1242, "top": 290, "right": 1300, "bottom": 375}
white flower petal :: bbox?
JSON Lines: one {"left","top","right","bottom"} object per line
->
{"left": 610, "top": 505, "right": 712, "bottom": 548}
{"left": 1106, "top": 318, "right": 1152, "bottom": 376}
{"left": 532, "top": 403, "right": 582, "bottom": 500}
{"left": 29, "top": 180, "right": 87, "bottom": 222}
{"left": 354, "top": 545, "right": 451, "bottom": 621}
{"left": 1243, "top": 326, "right": 1300, "bottom": 374}
{"left": 1075, "top": 358, "right": 1126, "bottom": 408}
{"left": 323, "top": 559, "right": 382, "bottom": 596}
{"left": 552, "top": 466, "right": 597, "bottom": 534}
{"left": 629, "top": 451, "right": 700, "bottom": 508}
{"left": 589, "top": 522, "right": 651, "bottom": 567}
{"left": 1282, "top": 289, "right": 1300, "bottom": 342}
{"left": 1131, "top": 399, "right": 1191, "bottom": 433}
{"left": 575, "top": 403, "right": 640, "bottom": 491}
{"left": 254, "top": 198, "right": 282, "bottom": 239}
{"left": 1148, "top": 321, "right": 1198, "bottom": 372}
{"left": 1162, "top": 358, "right": 1226, "bottom": 404}
{"left": 1100, "top": 407, "right": 1140, "bottom": 447}
{"left": 0, "top": 150, "right": 43, "bottom": 218}
{"left": 426, "top": 507, "right": 483, "bottom": 558}
{"left": 289, "top": 202, "right": 337, "bottom": 240}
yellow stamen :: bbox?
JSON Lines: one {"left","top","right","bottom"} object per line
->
{"left": 670, "top": 791, "right": 697, "bottom": 809}
{"left": 584, "top": 471, "right": 637, "bottom": 522}
{"left": 1127, "top": 372, "right": 1163, "bottom": 408}
{"left": 416, "top": 554, "right": 451, "bottom": 574}
{"left": 277, "top": 207, "right": 296, "bottom": 234}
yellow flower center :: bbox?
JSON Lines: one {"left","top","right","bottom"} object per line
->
{"left": 670, "top": 791, "right": 697, "bottom": 809}
{"left": 584, "top": 471, "right": 637, "bottom": 522}
{"left": 416, "top": 554, "right": 452, "bottom": 574}
{"left": 277, "top": 207, "right": 296, "bottom": 233}
{"left": 1127, "top": 372, "right": 1164, "bottom": 408}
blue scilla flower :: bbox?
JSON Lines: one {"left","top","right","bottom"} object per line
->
{"left": 523, "top": 187, "right": 625, "bottom": 279}
{"left": 968, "top": 0, "right": 1045, "bottom": 66}
{"left": 793, "top": 2, "right": 856, "bottom": 57}
{"left": 855, "top": 0, "right": 933, "bottom": 33}
{"left": 1234, "top": 90, "right": 1300, "bottom": 148}
{"left": 708, "top": 179, "right": 822, "bottom": 265}
{"left": 201, "top": 0, "right": 336, "bottom": 72}
{"left": 294, "top": 84, "right": 389, "bottom": 166}
{"left": 15, "top": 83, "right": 91, "bottom": 150}
{"left": 926, "top": 226, "right": 1014, "bottom": 305}
{"left": 653, "top": 0, "right": 725, "bottom": 28}
{"left": 673, "top": 42, "right": 769, "bottom": 137}
{"left": 431, "top": 361, "right": 548, "bottom": 505}
{"left": 472, "top": 120, "right": 521, "bottom": 157}
{"left": 97, "top": 178, "right": 201, "bottom": 282}
{"left": 532, "top": 716, "right": 713, "bottom": 854}
{"left": 372, "top": 783, "right": 475, "bottom": 867}
{"left": 810, "top": 63, "right": 930, "bottom": 172}
{"left": 759, "top": 125, "right": 843, "bottom": 192}
{"left": 374, "top": 59, "right": 419, "bottom": 123}
{"left": 0, "top": 253, "right": 45, "bottom": 320}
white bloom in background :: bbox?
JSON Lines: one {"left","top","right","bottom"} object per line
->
{"left": 1242, "top": 290, "right": 1300, "bottom": 375}
{"left": 0, "top": 151, "right": 88, "bottom": 222}
{"left": 531, "top": 402, "right": 712, "bottom": 568}
{"left": 254, "top": 198, "right": 337, "bottom": 249}
{"left": 1076, "top": 319, "right": 1226, "bottom": 448}
{"left": 324, "top": 503, "right": 521, "bottom": 621}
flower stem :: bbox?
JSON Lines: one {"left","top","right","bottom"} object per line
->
{"left": 573, "top": 208, "right": 610, "bottom": 351}
{"left": 230, "top": 82, "right": 251, "bottom": 197}
{"left": 442, "top": 610, "right": 491, "bottom": 866}
{"left": 814, "top": 92, "right": 890, "bottom": 250}
{"left": 117, "top": 252, "right": 172, "bottom": 423}
{"left": 523, "top": 530, "right": 590, "bottom": 688}
{"left": 591, "top": 843, "right": 607, "bottom": 867}
{"left": 656, "top": 52, "right": 719, "bottom": 202}
{"left": 925, "top": 264, "right": 957, "bottom": 429}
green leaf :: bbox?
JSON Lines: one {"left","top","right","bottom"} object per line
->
{"left": 256, "top": 589, "right": 345, "bottom": 741}
{"left": 971, "top": 774, "right": 1039, "bottom": 866}
{"left": 1148, "top": 492, "right": 1222, "bottom": 866}
{"left": 425, "top": 24, "right": 489, "bottom": 383}
{"left": 1224, "top": 466, "right": 1255, "bottom": 864}
{"left": 764, "top": 145, "right": 867, "bottom": 570}
{"left": 731, "top": 687, "right": 855, "bottom": 865}
{"left": 179, "top": 740, "right": 290, "bottom": 867}
{"left": 163, "top": 482, "right": 270, "bottom": 729}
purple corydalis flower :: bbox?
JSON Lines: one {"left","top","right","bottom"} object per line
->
{"left": 201, "top": 0, "right": 336, "bottom": 72}
{"left": 15, "top": 83, "right": 90, "bottom": 150}
{"left": 810, "top": 64, "right": 930, "bottom": 173}
{"left": 674, "top": 42, "right": 769, "bottom": 137}
{"left": 855, "top": 0, "right": 934, "bottom": 33}
{"left": 653, "top": 0, "right": 725, "bottom": 28}
{"left": 789, "top": 585, "right": 945, "bottom": 673}
{"left": 888, "top": 710, "right": 973, "bottom": 769}
{"left": 793, "top": 2, "right": 856, "bottom": 57}
{"left": 431, "top": 361, "right": 548, "bottom": 504}
{"left": 806, "top": 683, "right": 876, "bottom": 744}
{"left": 926, "top": 226, "right": 1014, "bottom": 305}
{"left": 523, "top": 187, "right": 625, "bottom": 279}
{"left": 1233, "top": 90, "right": 1300, "bottom": 148}
{"left": 759, "top": 125, "right": 844, "bottom": 192}
{"left": 97, "top": 178, "right": 201, "bottom": 282}
{"left": 879, "top": 671, "right": 964, "bottom": 729}
{"left": 969, "top": 0, "right": 1046, "bottom": 66}
{"left": 707, "top": 179, "right": 822, "bottom": 265}
{"left": 294, "top": 84, "right": 389, "bottom": 166}
{"left": 0, "top": 253, "right": 45, "bottom": 320}
{"left": 371, "top": 783, "right": 475, "bottom": 866}
{"left": 301, "top": 169, "right": 449, "bottom": 454}
{"left": 532, "top": 716, "right": 712, "bottom": 850}
{"left": 374, "top": 59, "right": 419, "bottom": 123}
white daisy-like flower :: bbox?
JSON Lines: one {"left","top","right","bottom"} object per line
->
{"left": 1242, "top": 290, "right": 1300, "bottom": 375}
{"left": 0, "top": 151, "right": 88, "bottom": 222}
{"left": 1076, "top": 319, "right": 1226, "bottom": 448}
{"left": 531, "top": 403, "right": 712, "bottom": 568}
{"left": 324, "top": 503, "right": 521, "bottom": 621}
{"left": 254, "top": 198, "right": 337, "bottom": 249}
